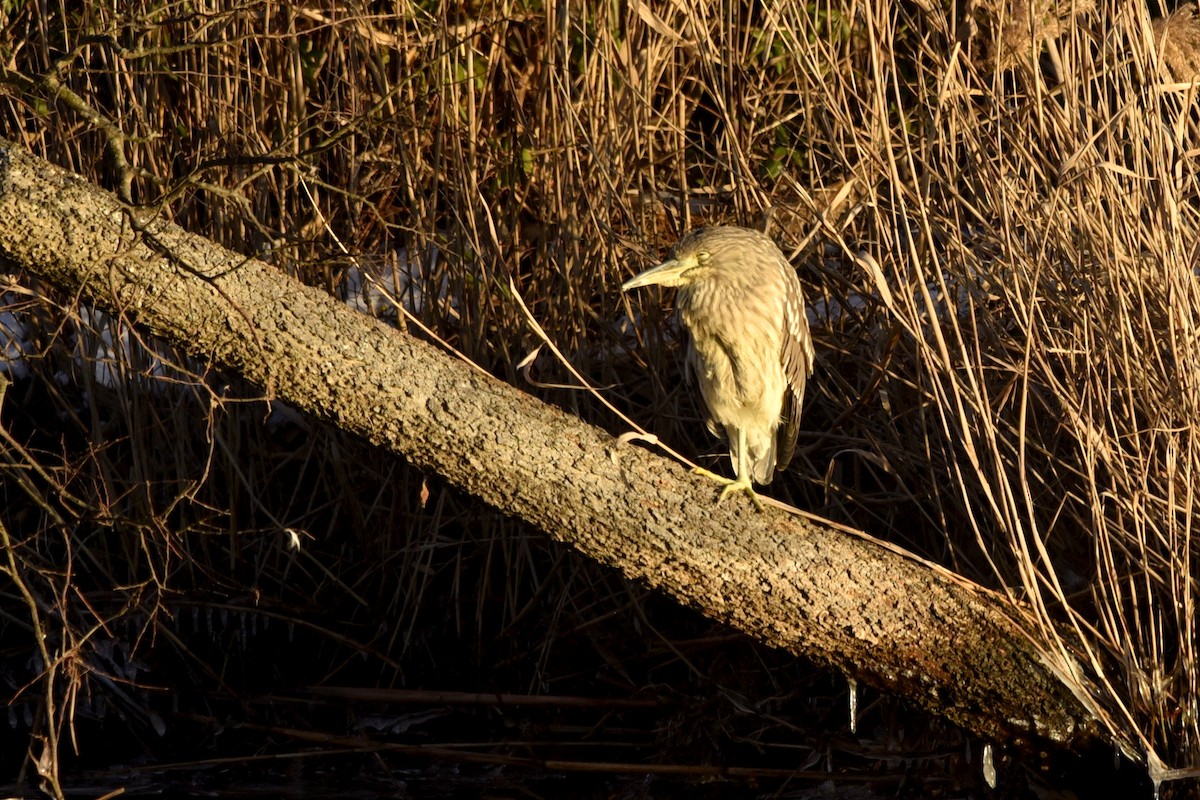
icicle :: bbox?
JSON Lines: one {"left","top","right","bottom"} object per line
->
{"left": 847, "top": 677, "right": 858, "bottom": 733}
{"left": 982, "top": 743, "right": 996, "bottom": 789}
{"left": 1147, "top": 749, "right": 1165, "bottom": 800}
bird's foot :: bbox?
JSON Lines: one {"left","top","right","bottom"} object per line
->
{"left": 690, "top": 467, "right": 765, "bottom": 511}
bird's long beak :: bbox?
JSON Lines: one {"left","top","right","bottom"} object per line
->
{"left": 621, "top": 257, "right": 694, "bottom": 291}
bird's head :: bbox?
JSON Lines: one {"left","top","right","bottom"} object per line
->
{"left": 622, "top": 227, "right": 766, "bottom": 293}
{"left": 621, "top": 252, "right": 706, "bottom": 291}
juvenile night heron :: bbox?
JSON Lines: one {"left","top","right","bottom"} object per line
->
{"left": 623, "top": 226, "right": 815, "bottom": 508}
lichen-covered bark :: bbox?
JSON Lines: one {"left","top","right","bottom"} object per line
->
{"left": 0, "top": 142, "right": 1102, "bottom": 749}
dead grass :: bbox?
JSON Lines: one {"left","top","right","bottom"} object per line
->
{"left": 1, "top": 0, "right": 1199, "bottom": 796}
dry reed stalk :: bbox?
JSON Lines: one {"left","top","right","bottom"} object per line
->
{"left": 1, "top": 0, "right": 1198, "bottom": 794}
{"left": 1154, "top": 3, "right": 1200, "bottom": 84}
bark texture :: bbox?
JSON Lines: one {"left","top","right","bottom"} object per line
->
{"left": 0, "top": 143, "right": 1103, "bottom": 749}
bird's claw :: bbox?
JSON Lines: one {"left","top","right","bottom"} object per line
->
{"left": 690, "top": 467, "right": 765, "bottom": 511}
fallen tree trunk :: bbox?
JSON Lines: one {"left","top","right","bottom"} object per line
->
{"left": 0, "top": 142, "right": 1103, "bottom": 750}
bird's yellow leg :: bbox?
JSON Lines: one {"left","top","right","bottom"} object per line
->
{"left": 689, "top": 430, "right": 765, "bottom": 511}
{"left": 690, "top": 466, "right": 732, "bottom": 483}
{"left": 718, "top": 476, "right": 762, "bottom": 510}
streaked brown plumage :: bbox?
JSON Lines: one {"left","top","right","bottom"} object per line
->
{"left": 623, "top": 226, "right": 814, "bottom": 507}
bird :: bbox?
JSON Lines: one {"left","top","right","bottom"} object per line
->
{"left": 622, "top": 225, "right": 815, "bottom": 509}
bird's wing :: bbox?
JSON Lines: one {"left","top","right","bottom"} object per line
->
{"left": 685, "top": 337, "right": 724, "bottom": 442}
{"left": 776, "top": 277, "right": 815, "bottom": 473}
